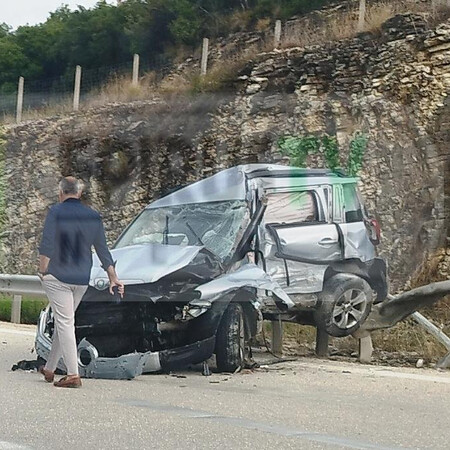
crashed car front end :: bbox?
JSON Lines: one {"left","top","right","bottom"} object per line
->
{"left": 35, "top": 262, "right": 292, "bottom": 379}
{"left": 35, "top": 188, "right": 293, "bottom": 379}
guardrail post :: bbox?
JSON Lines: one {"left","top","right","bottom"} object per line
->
{"left": 353, "top": 329, "right": 373, "bottom": 362}
{"left": 11, "top": 294, "right": 22, "bottom": 324}
{"left": 358, "top": 334, "right": 373, "bottom": 363}
{"left": 315, "top": 327, "right": 329, "bottom": 357}
{"left": 271, "top": 317, "right": 283, "bottom": 356}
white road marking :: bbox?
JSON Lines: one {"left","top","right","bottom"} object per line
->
{"left": 365, "top": 368, "right": 450, "bottom": 384}
{"left": 310, "top": 362, "right": 450, "bottom": 384}
{"left": 0, "top": 327, "right": 35, "bottom": 337}
{"left": 0, "top": 441, "right": 31, "bottom": 449}
{"left": 121, "top": 399, "right": 406, "bottom": 450}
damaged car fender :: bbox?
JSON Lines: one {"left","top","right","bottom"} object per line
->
{"left": 193, "top": 263, "right": 295, "bottom": 310}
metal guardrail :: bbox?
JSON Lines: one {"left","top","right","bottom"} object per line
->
{"left": 0, "top": 275, "right": 46, "bottom": 324}
{"left": 0, "top": 274, "right": 46, "bottom": 296}
{"left": 0, "top": 274, "right": 449, "bottom": 368}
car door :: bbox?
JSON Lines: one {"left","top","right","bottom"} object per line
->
{"left": 259, "top": 186, "right": 343, "bottom": 294}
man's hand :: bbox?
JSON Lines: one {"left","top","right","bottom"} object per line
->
{"left": 106, "top": 265, "right": 124, "bottom": 298}
{"left": 109, "top": 278, "right": 125, "bottom": 298}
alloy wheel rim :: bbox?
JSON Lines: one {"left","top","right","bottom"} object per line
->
{"left": 332, "top": 289, "right": 368, "bottom": 330}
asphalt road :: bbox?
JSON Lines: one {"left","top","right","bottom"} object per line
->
{"left": 1, "top": 321, "right": 449, "bottom": 450}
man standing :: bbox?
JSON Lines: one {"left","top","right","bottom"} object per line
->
{"left": 38, "top": 177, "right": 124, "bottom": 388}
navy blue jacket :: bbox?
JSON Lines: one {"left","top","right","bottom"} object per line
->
{"left": 39, "top": 198, "right": 114, "bottom": 285}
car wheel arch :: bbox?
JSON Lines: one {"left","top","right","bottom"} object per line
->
{"left": 314, "top": 273, "right": 374, "bottom": 337}
{"left": 323, "top": 259, "right": 383, "bottom": 300}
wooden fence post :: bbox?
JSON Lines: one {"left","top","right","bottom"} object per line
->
{"left": 16, "top": 77, "right": 24, "bottom": 124}
{"left": 271, "top": 317, "right": 283, "bottom": 356}
{"left": 201, "top": 38, "right": 209, "bottom": 76}
{"left": 358, "top": 0, "right": 366, "bottom": 32}
{"left": 274, "top": 20, "right": 282, "bottom": 49}
{"left": 132, "top": 53, "right": 140, "bottom": 86}
{"left": 11, "top": 295, "right": 22, "bottom": 324}
{"left": 73, "top": 65, "right": 82, "bottom": 112}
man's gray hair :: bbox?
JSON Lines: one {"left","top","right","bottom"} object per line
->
{"left": 59, "top": 176, "right": 83, "bottom": 195}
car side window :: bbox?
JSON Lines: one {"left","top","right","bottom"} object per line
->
{"left": 343, "top": 184, "right": 364, "bottom": 223}
{"left": 264, "top": 191, "right": 319, "bottom": 224}
{"left": 333, "top": 185, "right": 344, "bottom": 222}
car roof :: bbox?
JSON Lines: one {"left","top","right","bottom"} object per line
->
{"left": 243, "top": 164, "right": 348, "bottom": 178}
{"left": 147, "top": 164, "right": 359, "bottom": 209}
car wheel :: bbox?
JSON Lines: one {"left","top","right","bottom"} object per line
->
{"left": 314, "top": 274, "right": 373, "bottom": 337}
{"left": 215, "top": 303, "right": 245, "bottom": 373}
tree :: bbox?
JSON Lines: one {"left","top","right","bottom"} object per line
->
{"left": 0, "top": 37, "right": 29, "bottom": 93}
{"left": 0, "top": 0, "right": 338, "bottom": 93}
{"left": 168, "top": 0, "right": 202, "bottom": 44}
{"left": 0, "top": 23, "right": 11, "bottom": 38}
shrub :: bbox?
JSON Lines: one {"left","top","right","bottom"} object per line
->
{"left": 188, "top": 54, "right": 252, "bottom": 94}
{"left": 0, "top": 296, "right": 48, "bottom": 325}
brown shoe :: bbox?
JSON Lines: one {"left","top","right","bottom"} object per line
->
{"left": 38, "top": 365, "right": 54, "bottom": 383}
{"left": 54, "top": 375, "right": 82, "bottom": 388}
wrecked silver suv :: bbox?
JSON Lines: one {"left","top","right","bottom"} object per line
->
{"left": 35, "top": 164, "right": 387, "bottom": 379}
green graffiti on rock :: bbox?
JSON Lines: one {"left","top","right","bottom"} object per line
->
{"left": 278, "top": 132, "right": 368, "bottom": 176}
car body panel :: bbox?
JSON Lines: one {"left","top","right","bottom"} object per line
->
{"left": 263, "top": 258, "right": 328, "bottom": 294}
{"left": 340, "top": 222, "right": 376, "bottom": 261}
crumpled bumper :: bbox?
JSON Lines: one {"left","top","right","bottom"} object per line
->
{"left": 35, "top": 308, "right": 215, "bottom": 380}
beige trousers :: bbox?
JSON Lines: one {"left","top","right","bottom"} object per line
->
{"left": 41, "top": 275, "right": 87, "bottom": 376}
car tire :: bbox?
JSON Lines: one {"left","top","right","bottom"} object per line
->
{"left": 215, "top": 303, "right": 245, "bottom": 373}
{"left": 314, "top": 274, "right": 373, "bottom": 337}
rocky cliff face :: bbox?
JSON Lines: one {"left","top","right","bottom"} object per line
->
{"left": 2, "top": 14, "right": 449, "bottom": 289}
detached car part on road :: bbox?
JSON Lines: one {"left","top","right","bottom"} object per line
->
{"left": 36, "top": 164, "right": 388, "bottom": 379}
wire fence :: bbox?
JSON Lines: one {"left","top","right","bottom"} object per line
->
{"left": 0, "top": 10, "right": 312, "bottom": 123}
{"left": 0, "top": 53, "right": 172, "bottom": 122}
{"left": 1, "top": 0, "right": 443, "bottom": 123}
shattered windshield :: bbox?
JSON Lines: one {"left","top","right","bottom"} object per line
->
{"left": 114, "top": 201, "right": 249, "bottom": 262}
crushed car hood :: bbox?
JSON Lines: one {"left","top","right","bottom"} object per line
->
{"left": 90, "top": 243, "right": 203, "bottom": 288}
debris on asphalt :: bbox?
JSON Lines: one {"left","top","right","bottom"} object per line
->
{"left": 11, "top": 359, "right": 41, "bottom": 371}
